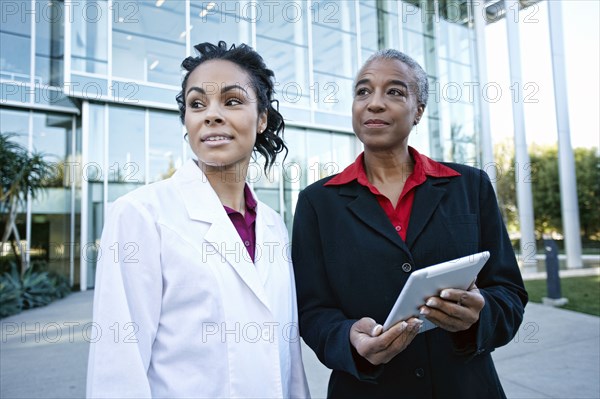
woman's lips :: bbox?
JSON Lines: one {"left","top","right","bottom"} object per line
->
{"left": 364, "top": 119, "right": 390, "bottom": 127}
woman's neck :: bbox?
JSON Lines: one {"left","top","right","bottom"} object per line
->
{"left": 363, "top": 147, "right": 414, "bottom": 185}
{"left": 198, "top": 161, "right": 248, "bottom": 214}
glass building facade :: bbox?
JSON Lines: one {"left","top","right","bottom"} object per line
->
{"left": 1, "top": 0, "right": 485, "bottom": 289}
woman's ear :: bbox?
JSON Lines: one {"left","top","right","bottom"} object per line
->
{"left": 258, "top": 111, "right": 268, "bottom": 134}
{"left": 414, "top": 104, "right": 425, "bottom": 125}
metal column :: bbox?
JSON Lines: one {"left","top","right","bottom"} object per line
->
{"left": 473, "top": 0, "right": 496, "bottom": 189}
{"left": 505, "top": 0, "right": 537, "bottom": 272}
{"left": 547, "top": 1, "right": 583, "bottom": 268}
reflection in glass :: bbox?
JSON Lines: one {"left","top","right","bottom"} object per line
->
{"left": 107, "top": 106, "right": 145, "bottom": 201}
{"left": 311, "top": 1, "right": 357, "bottom": 120}
{"left": 35, "top": 0, "right": 64, "bottom": 86}
{"left": 30, "top": 113, "right": 73, "bottom": 277}
{"left": 85, "top": 105, "right": 105, "bottom": 289}
{"left": 283, "top": 127, "right": 306, "bottom": 231}
{"left": 0, "top": 109, "right": 29, "bottom": 147}
{"left": 149, "top": 111, "right": 184, "bottom": 182}
{"left": 0, "top": 0, "right": 31, "bottom": 82}
{"left": 190, "top": 2, "right": 251, "bottom": 49}
{"left": 71, "top": 1, "right": 108, "bottom": 74}
{"left": 112, "top": 1, "right": 185, "bottom": 86}
{"left": 257, "top": 1, "right": 309, "bottom": 109}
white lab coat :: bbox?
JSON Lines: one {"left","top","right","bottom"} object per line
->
{"left": 86, "top": 159, "right": 310, "bottom": 398}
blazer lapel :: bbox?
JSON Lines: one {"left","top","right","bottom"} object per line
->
{"left": 340, "top": 183, "right": 411, "bottom": 256}
{"left": 174, "top": 160, "right": 271, "bottom": 310}
{"left": 406, "top": 177, "right": 449, "bottom": 248}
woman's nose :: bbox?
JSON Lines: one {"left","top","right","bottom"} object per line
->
{"left": 204, "top": 115, "right": 223, "bottom": 125}
{"left": 367, "top": 93, "right": 385, "bottom": 113}
{"left": 204, "top": 104, "right": 224, "bottom": 125}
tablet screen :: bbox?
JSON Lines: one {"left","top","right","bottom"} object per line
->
{"left": 382, "top": 251, "right": 490, "bottom": 332}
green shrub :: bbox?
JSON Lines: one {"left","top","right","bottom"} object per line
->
{"left": 0, "top": 261, "right": 71, "bottom": 318}
{"left": 0, "top": 264, "right": 23, "bottom": 318}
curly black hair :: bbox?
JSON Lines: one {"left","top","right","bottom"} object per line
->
{"left": 176, "top": 41, "right": 287, "bottom": 171}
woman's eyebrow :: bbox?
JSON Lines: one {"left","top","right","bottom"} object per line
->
{"left": 186, "top": 84, "right": 249, "bottom": 96}
{"left": 354, "top": 78, "right": 409, "bottom": 90}
{"left": 388, "top": 80, "right": 409, "bottom": 89}
{"left": 354, "top": 78, "right": 370, "bottom": 89}
{"left": 221, "top": 84, "right": 249, "bottom": 96}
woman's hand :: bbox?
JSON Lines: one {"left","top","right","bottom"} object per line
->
{"left": 420, "top": 283, "right": 485, "bottom": 332}
{"left": 350, "top": 317, "right": 422, "bottom": 365}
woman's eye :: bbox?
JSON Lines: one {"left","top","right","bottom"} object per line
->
{"left": 226, "top": 98, "right": 242, "bottom": 106}
{"left": 388, "top": 88, "right": 405, "bottom": 96}
{"left": 189, "top": 100, "right": 204, "bottom": 108}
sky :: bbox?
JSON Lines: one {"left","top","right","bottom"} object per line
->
{"left": 485, "top": 0, "right": 599, "bottom": 150}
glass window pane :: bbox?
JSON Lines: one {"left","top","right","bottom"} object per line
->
{"left": 359, "top": 1, "right": 378, "bottom": 53}
{"left": 107, "top": 106, "right": 145, "bottom": 201}
{"left": 0, "top": 109, "right": 30, "bottom": 264}
{"left": 148, "top": 111, "right": 184, "bottom": 182}
{"left": 190, "top": 2, "right": 251, "bottom": 47}
{"left": 283, "top": 127, "right": 306, "bottom": 230}
{"left": 402, "top": 2, "right": 423, "bottom": 33}
{"left": 71, "top": 1, "right": 108, "bottom": 74}
{"left": 85, "top": 103, "right": 105, "bottom": 289}
{"left": 312, "top": 26, "right": 357, "bottom": 78}
{"left": 112, "top": 1, "right": 186, "bottom": 86}
{"left": 402, "top": 29, "right": 425, "bottom": 68}
{"left": 312, "top": 1, "right": 356, "bottom": 32}
{"left": 306, "top": 131, "right": 333, "bottom": 185}
{"left": 35, "top": 0, "right": 64, "bottom": 86}
{"left": 0, "top": 108, "right": 29, "bottom": 147}
{"left": 312, "top": 73, "right": 353, "bottom": 115}
{"left": 257, "top": 4, "right": 309, "bottom": 110}
{"left": 30, "top": 113, "right": 73, "bottom": 277}
{"left": 332, "top": 133, "right": 355, "bottom": 173}
{"left": 87, "top": 103, "right": 105, "bottom": 182}
{"left": 0, "top": 0, "right": 31, "bottom": 82}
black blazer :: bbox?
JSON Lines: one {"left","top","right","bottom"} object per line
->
{"left": 292, "top": 162, "right": 528, "bottom": 399}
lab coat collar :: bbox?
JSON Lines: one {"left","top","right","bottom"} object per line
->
{"left": 172, "top": 159, "right": 275, "bottom": 311}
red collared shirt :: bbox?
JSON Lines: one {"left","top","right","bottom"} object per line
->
{"left": 224, "top": 184, "right": 257, "bottom": 262}
{"left": 325, "top": 146, "right": 461, "bottom": 241}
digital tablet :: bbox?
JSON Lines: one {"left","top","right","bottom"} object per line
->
{"left": 382, "top": 251, "right": 490, "bottom": 333}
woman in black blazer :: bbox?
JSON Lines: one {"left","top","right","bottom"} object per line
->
{"left": 292, "top": 50, "right": 528, "bottom": 398}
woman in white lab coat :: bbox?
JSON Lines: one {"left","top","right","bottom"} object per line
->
{"left": 87, "top": 41, "right": 310, "bottom": 399}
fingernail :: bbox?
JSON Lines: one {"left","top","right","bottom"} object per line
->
{"left": 426, "top": 298, "right": 435, "bottom": 307}
{"left": 440, "top": 290, "right": 450, "bottom": 299}
{"left": 420, "top": 307, "right": 429, "bottom": 315}
{"left": 372, "top": 324, "right": 383, "bottom": 336}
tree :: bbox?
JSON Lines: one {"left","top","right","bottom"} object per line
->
{"left": 574, "top": 147, "right": 600, "bottom": 239}
{"left": 494, "top": 141, "right": 600, "bottom": 240}
{"left": 0, "top": 133, "right": 55, "bottom": 274}
{"left": 494, "top": 137, "right": 518, "bottom": 233}
{"left": 529, "top": 144, "right": 562, "bottom": 234}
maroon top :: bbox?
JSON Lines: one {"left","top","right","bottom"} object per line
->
{"left": 223, "top": 184, "right": 257, "bottom": 263}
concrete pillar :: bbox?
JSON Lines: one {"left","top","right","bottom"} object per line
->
{"left": 505, "top": 0, "right": 537, "bottom": 272}
{"left": 473, "top": 0, "right": 496, "bottom": 190}
{"left": 547, "top": 1, "right": 583, "bottom": 268}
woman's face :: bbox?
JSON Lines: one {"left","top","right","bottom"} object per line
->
{"left": 184, "top": 59, "right": 267, "bottom": 173}
{"left": 352, "top": 58, "right": 424, "bottom": 153}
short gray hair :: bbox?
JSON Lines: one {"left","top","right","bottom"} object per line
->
{"left": 360, "top": 49, "right": 429, "bottom": 107}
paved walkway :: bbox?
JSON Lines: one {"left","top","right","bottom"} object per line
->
{"left": 1, "top": 289, "right": 599, "bottom": 399}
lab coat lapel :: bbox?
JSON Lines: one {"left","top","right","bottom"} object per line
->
{"left": 406, "top": 177, "right": 448, "bottom": 248}
{"left": 340, "top": 183, "right": 411, "bottom": 257}
{"left": 253, "top": 200, "right": 279, "bottom": 288}
{"left": 174, "top": 160, "right": 271, "bottom": 310}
